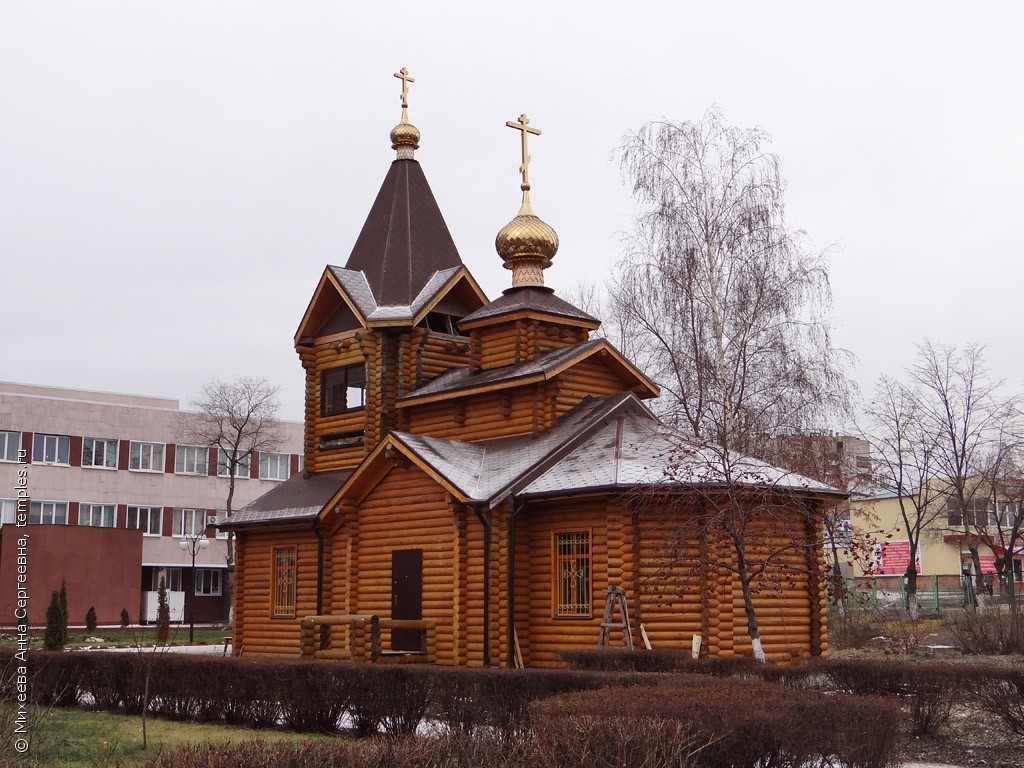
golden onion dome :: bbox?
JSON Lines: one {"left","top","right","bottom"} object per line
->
{"left": 495, "top": 211, "right": 559, "bottom": 267}
{"left": 390, "top": 119, "right": 421, "bottom": 150}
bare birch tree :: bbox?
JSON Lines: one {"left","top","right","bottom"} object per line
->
{"left": 864, "top": 375, "right": 945, "bottom": 618}
{"left": 613, "top": 108, "right": 852, "bottom": 660}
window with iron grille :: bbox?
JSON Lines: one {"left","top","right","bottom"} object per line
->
{"left": 272, "top": 546, "right": 297, "bottom": 617}
{"left": 554, "top": 531, "right": 591, "bottom": 617}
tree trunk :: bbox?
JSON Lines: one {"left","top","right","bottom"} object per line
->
{"left": 905, "top": 562, "right": 919, "bottom": 620}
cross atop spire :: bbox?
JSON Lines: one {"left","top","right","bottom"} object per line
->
{"left": 506, "top": 114, "right": 541, "bottom": 194}
{"left": 389, "top": 67, "right": 420, "bottom": 157}
{"left": 394, "top": 67, "right": 415, "bottom": 113}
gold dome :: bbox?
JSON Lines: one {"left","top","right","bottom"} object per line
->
{"left": 390, "top": 120, "right": 421, "bottom": 150}
{"left": 496, "top": 212, "right": 559, "bottom": 267}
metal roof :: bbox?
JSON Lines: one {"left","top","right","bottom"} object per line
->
{"left": 343, "top": 158, "right": 464, "bottom": 306}
{"left": 221, "top": 470, "right": 354, "bottom": 528}
{"left": 392, "top": 393, "right": 843, "bottom": 505}
{"left": 328, "top": 265, "right": 465, "bottom": 325}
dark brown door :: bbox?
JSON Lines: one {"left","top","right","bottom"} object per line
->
{"left": 391, "top": 549, "right": 423, "bottom": 651}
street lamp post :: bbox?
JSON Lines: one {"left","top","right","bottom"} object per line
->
{"left": 179, "top": 532, "right": 210, "bottom": 643}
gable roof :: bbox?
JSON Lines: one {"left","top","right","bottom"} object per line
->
{"left": 295, "top": 264, "right": 489, "bottom": 340}
{"left": 396, "top": 338, "right": 660, "bottom": 407}
{"left": 220, "top": 470, "right": 354, "bottom": 529}
{"left": 344, "top": 158, "right": 465, "bottom": 307}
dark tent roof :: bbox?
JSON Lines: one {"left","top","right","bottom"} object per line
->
{"left": 344, "top": 158, "right": 464, "bottom": 307}
{"left": 459, "top": 286, "right": 599, "bottom": 328}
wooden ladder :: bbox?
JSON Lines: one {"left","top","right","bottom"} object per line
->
{"left": 597, "top": 585, "right": 634, "bottom": 649}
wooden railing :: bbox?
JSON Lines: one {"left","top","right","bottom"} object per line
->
{"left": 299, "top": 614, "right": 436, "bottom": 663}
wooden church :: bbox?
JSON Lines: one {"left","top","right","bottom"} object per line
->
{"left": 224, "top": 70, "right": 842, "bottom": 666}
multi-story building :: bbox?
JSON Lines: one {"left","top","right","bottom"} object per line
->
{"left": 0, "top": 382, "right": 302, "bottom": 628}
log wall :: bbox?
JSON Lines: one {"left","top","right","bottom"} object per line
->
{"left": 328, "top": 463, "right": 459, "bottom": 664}
{"left": 232, "top": 528, "right": 320, "bottom": 657}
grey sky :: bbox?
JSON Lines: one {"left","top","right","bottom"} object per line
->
{"left": 2, "top": 2, "right": 1021, "bottom": 421}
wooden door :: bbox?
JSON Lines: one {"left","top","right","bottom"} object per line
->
{"left": 391, "top": 549, "right": 424, "bottom": 651}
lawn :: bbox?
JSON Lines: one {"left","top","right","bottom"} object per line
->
{"left": 8, "top": 706, "right": 337, "bottom": 767}
{"left": 0, "top": 627, "right": 230, "bottom": 651}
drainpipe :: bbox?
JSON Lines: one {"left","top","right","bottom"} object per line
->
{"left": 474, "top": 506, "right": 492, "bottom": 667}
{"left": 506, "top": 496, "right": 526, "bottom": 668}
{"left": 314, "top": 522, "right": 327, "bottom": 649}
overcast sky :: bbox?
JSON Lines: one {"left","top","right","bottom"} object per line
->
{"left": 3, "top": 2, "right": 1022, "bottom": 422}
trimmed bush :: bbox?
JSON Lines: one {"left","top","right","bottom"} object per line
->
{"left": 120, "top": 608, "right": 131, "bottom": 628}
{"left": 85, "top": 606, "right": 97, "bottom": 632}
{"left": 962, "top": 663, "right": 1024, "bottom": 736}
{"left": 531, "top": 676, "right": 902, "bottom": 768}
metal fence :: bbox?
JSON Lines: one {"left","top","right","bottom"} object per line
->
{"left": 839, "top": 574, "right": 1019, "bottom": 614}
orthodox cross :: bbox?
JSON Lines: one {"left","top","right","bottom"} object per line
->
{"left": 394, "top": 67, "right": 415, "bottom": 109}
{"left": 506, "top": 114, "right": 541, "bottom": 191}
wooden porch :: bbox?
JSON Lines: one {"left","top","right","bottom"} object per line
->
{"left": 299, "top": 614, "right": 436, "bottom": 663}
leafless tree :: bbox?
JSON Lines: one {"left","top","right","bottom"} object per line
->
{"left": 613, "top": 108, "right": 853, "bottom": 660}
{"left": 180, "top": 376, "right": 281, "bottom": 604}
{"left": 911, "top": 342, "right": 1016, "bottom": 595}
{"left": 975, "top": 433, "right": 1024, "bottom": 601}
{"left": 863, "top": 375, "right": 945, "bottom": 618}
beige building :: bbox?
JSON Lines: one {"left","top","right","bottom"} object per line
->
{"left": 849, "top": 489, "right": 1023, "bottom": 582}
{"left": 0, "top": 381, "right": 302, "bottom": 626}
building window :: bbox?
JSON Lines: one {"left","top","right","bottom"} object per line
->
{"left": 214, "top": 509, "right": 230, "bottom": 540}
{"left": 82, "top": 437, "right": 118, "bottom": 469}
{"left": 272, "top": 546, "right": 297, "bottom": 617}
{"left": 29, "top": 500, "right": 68, "bottom": 525}
{"left": 175, "top": 445, "right": 208, "bottom": 476}
{"left": 554, "top": 531, "right": 591, "bottom": 617}
{"left": 259, "top": 452, "right": 290, "bottom": 481}
{"left": 217, "top": 449, "right": 250, "bottom": 479}
{"left": 172, "top": 508, "right": 205, "bottom": 537}
{"left": 127, "top": 505, "right": 162, "bottom": 535}
{"left": 0, "top": 431, "right": 20, "bottom": 462}
{"left": 153, "top": 568, "right": 183, "bottom": 592}
{"left": 78, "top": 503, "right": 116, "bottom": 527}
{"left": 0, "top": 499, "right": 17, "bottom": 526}
{"left": 321, "top": 365, "right": 366, "bottom": 416}
{"left": 32, "top": 434, "right": 70, "bottom": 465}
{"left": 194, "top": 569, "right": 222, "bottom": 596}
{"left": 129, "top": 441, "right": 165, "bottom": 473}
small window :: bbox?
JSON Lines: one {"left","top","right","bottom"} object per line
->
{"left": 259, "top": 452, "right": 290, "bottom": 481}
{"left": 554, "top": 531, "right": 591, "bottom": 617}
{"left": 0, "top": 431, "right": 20, "bottom": 462}
{"left": 272, "top": 546, "right": 297, "bottom": 617}
{"left": 172, "top": 508, "right": 206, "bottom": 537}
{"left": 175, "top": 445, "right": 208, "bottom": 475}
{"left": 32, "top": 434, "right": 70, "bottom": 465}
{"left": 29, "top": 500, "right": 68, "bottom": 525}
{"left": 127, "top": 505, "right": 162, "bottom": 535}
{"left": 129, "top": 441, "right": 165, "bottom": 473}
{"left": 194, "top": 569, "right": 222, "bottom": 596}
{"left": 82, "top": 437, "right": 118, "bottom": 469}
{"left": 321, "top": 365, "right": 366, "bottom": 416}
{"left": 78, "top": 503, "right": 116, "bottom": 527}
{"left": 213, "top": 509, "right": 230, "bottom": 540}
{"left": 217, "top": 449, "right": 251, "bottom": 478}
{"left": 153, "top": 568, "right": 183, "bottom": 593}
{"left": 0, "top": 499, "right": 18, "bottom": 526}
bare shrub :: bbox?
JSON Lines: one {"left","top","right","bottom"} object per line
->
{"left": 944, "top": 604, "right": 1024, "bottom": 654}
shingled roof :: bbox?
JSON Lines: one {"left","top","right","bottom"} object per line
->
{"left": 459, "top": 286, "right": 599, "bottom": 329}
{"left": 221, "top": 469, "right": 354, "bottom": 529}
{"left": 343, "top": 158, "right": 464, "bottom": 307}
